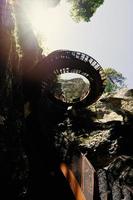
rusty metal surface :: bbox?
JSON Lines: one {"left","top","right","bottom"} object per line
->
{"left": 60, "top": 162, "right": 86, "bottom": 200}
{"left": 60, "top": 153, "right": 96, "bottom": 200}
{"left": 81, "top": 154, "right": 95, "bottom": 200}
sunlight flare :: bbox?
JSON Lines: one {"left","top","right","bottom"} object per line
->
{"left": 24, "top": 1, "right": 65, "bottom": 54}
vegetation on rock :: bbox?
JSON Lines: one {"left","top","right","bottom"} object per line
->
{"left": 104, "top": 67, "right": 127, "bottom": 93}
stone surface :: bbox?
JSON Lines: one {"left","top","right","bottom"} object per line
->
{"left": 91, "top": 88, "right": 133, "bottom": 123}
{"left": 52, "top": 88, "right": 133, "bottom": 199}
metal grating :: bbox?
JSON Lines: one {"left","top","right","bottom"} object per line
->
{"left": 39, "top": 50, "right": 107, "bottom": 107}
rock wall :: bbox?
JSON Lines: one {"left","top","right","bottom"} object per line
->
{"left": 73, "top": 88, "right": 133, "bottom": 199}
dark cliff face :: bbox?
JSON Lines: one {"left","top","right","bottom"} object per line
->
{"left": 0, "top": 1, "right": 41, "bottom": 199}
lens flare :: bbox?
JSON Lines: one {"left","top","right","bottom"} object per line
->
{"left": 23, "top": 1, "right": 63, "bottom": 54}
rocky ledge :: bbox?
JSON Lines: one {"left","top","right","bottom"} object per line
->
{"left": 71, "top": 88, "right": 133, "bottom": 199}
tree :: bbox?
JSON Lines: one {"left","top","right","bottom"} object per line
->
{"left": 67, "top": 0, "right": 104, "bottom": 22}
{"left": 104, "top": 68, "right": 127, "bottom": 93}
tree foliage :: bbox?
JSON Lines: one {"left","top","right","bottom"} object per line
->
{"left": 104, "top": 68, "right": 127, "bottom": 93}
{"left": 68, "top": 0, "right": 104, "bottom": 22}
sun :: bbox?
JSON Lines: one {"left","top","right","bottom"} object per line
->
{"left": 24, "top": 1, "right": 64, "bottom": 54}
{"left": 28, "top": 2, "right": 49, "bottom": 34}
